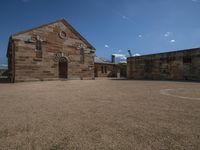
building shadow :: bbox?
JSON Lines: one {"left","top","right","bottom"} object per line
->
{"left": 109, "top": 78, "right": 200, "bottom": 83}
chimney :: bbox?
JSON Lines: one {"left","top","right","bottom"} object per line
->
{"left": 111, "top": 55, "right": 115, "bottom": 64}
{"left": 128, "top": 50, "right": 132, "bottom": 57}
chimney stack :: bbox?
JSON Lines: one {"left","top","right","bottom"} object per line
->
{"left": 128, "top": 50, "right": 132, "bottom": 57}
{"left": 111, "top": 55, "right": 115, "bottom": 64}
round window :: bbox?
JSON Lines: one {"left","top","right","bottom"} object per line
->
{"left": 59, "top": 31, "right": 67, "bottom": 39}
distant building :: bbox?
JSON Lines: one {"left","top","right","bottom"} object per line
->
{"left": 0, "top": 64, "right": 8, "bottom": 70}
{"left": 7, "top": 19, "right": 95, "bottom": 82}
{"left": 127, "top": 48, "right": 200, "bottom": 81}
{"left": 0, "top": 69, "right": 7, "bottom": 76}
{"left": 112, "top": 54, "right": 127, "bottom": 64}
{"left": 0, "top": 64, "right": 8, "bottom": 81}
{"left": 94, "top": 56, "right": 118, "bottom": 77}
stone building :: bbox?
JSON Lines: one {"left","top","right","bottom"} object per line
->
{"left": 127, "top": 48, "right": 200, "bottom": 81}
{"left": 7, "top": 19, "right": 95, "bottom": 82}
{"left": 94, "top": 56, "right": 118, "bottom": 77}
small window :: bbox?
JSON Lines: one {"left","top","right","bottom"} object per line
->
{"left": 183, "top": 56, "right": 191, "bottom": 64}
{"left": 101, "top": 65, "right": 104, "bottom": 73}
{"left": 104, "top": 66, "right": 107, "bottom": 73}
{"left": 36, "top": 40, "right": 42, "bottom": 51}
{"left": 80, "top": 48, "right": 84, "bottom": 63}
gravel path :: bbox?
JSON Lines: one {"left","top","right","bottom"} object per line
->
{"left": 0, "top": 80, "right": 200, "bottom": 150}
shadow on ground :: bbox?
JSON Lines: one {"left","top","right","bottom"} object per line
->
{"left": 109, "top": 78, "right": 200, "bottom": 83}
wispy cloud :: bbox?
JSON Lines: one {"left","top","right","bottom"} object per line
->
{"left": 192, "top": 0, "right": 199, "bottom": 2}
{"left": 118, "top": 50, "right": 122, "bottom": 53}
{"left": 164, "top": 32, "right": 172, "bottom": 37}
{"left": 170, "top": 39, "right": 176, "bottom": 43}
{"left": 97, "top": 2, "right": 134, "bottom": 23}
{"left": 110, "top": 9, "right": 134, "bottom": 23}
{"left": 121, "top": 15, "right": 133, "bottom": 22}
{"left": 122, "top": 15, "right": 129, "bottom": 20}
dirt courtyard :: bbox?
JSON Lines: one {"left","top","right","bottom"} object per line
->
{"left": 0, "top": 79, "right": 200, "bottom": 150}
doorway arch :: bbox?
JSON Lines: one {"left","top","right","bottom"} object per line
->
{"left": 59, "top": 57, "right": 68, "bottom": 78}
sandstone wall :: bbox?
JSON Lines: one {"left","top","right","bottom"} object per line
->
{"left": 9, "top": 21, "right": 95, "bottom": 82}
{"left": 127, "top": 48, "right": 200, "bottom": 81}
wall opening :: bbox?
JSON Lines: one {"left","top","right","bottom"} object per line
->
{"left": 59, "top": 57, "right": 68, "bottom": 78}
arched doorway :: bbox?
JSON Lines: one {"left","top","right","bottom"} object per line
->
{"left": 59, "top": 57, "right": 68, "bottom": 78}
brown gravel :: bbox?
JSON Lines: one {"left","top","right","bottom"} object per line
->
{"left": 0, "top": 79, "right": 200, "bottom": 150}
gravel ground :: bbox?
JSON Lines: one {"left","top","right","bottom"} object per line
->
{"left": 0, "top": 79, "right": 200, "bottom": 150}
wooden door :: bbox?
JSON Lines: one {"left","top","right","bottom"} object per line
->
{"left": 59, "top": 61, "right": 68, "bottom": 78}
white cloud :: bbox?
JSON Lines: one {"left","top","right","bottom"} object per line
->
{"left": 170, "top": 39, "right": 176, "bottom": 43}
{"left": 104, "top": 44, "right": 109, "bottom": 48}
{"left": 192, "top": 0, "right": 198, "bottom": 2}
{"left": 133, "top": 53, "right": 141, "bottom": 56}
{"left": 164, "top": 32, "right": 172, "bottom": 37}
{"left": 138, "top": 35, "right": 142, "bottom": 38}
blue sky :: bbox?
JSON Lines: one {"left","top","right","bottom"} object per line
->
{"left": 0, "top": 0, "right": 200, "bottom": 65}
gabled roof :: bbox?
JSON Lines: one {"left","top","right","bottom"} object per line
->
{"left": 11, "top": 19, "right": 95, "bottom": 50}
{"left": 94, "top": 56, "right": 114, "bottom": 64}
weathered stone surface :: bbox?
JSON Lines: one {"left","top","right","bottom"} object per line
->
{"left": 7, "top": 19, "right": 95, "bottom": 82}
{"left": 127, "top": 48, "right": 200, "bottom": 81}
